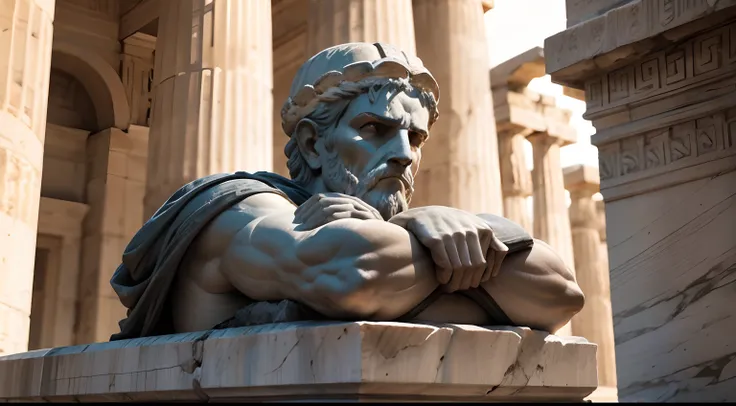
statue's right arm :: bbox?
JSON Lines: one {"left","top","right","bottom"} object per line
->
{"left": 197, "top": 192, "right": 439, "bottom": 320}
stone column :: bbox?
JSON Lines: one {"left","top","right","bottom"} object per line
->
{"left": 498, "top": 129, "right": 532, "bottom": 231}
{"left": 564, "top": 164, "right": 617, "bottom": 397}
{"left": 546, "top": 1, "right": 736, "bottom": 401}
{"left": 412, "top": 0, "right": 503, "bottom": 214}
{"left": 0, "top": 0, "right": 55, "bottom": 356}
{"left": 307, "top": 0, "right": 416, "bottom": 57}
{"left": 527, "top": 130, "right": 576, "bottom": 269}
{"left": 527, "top": 129, "right": 576, "bottom": 336}
{"left": 80, "top": 126, "right": 148, "bottom": 344}
{"left": 145, "top": 0, "right": 273, "bottom": 218}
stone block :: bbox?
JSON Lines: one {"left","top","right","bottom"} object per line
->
{"left": 0, "top": 322, "right": 598, "bottom": 402}
{"left": 546, "top": 0, "right": 736, "bottom": 88}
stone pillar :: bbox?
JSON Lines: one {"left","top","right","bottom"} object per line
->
{"left": 546, "top": 1, "right": 736, "bottom": 401}
{"left": 527, "top": 128, "right": 576, "bottom": 337}
{"left": 498, "top": 129, "right": 532, "bottom": 231}
{"left": 306, "top": 0, "right": 416, "bottom": 57}
{"left": 527, "top": 129, "right": 576, "bottom": 270}
{"left": 564, "top": 164, "right": 617, "bottom": 399}
{"left": 79, "top": 126, "right": 148, "bottom": 344}
{"left": 490, "top": 47, "right": 548, "bottom": 230}
{"left": 0, "top": 0, "right": 55, "bottom": 356}
{"left": 121, "top": 32, "right": 155, "bottom": 127}
{"left": 412, "top": 0, "right": 503, "bottom": 214}
{"left": 145, "top": 0, "right": 273, "bottom": 218}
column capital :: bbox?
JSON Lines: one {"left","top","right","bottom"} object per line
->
{"left": 526, "top": 127, "right": 577, "bottom": 147}
{"left": 563, "top": 164, "right": 600, "bottom": 197}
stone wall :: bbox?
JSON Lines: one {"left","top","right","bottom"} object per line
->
{"left": 546, "top": 0, "right": 736, "bottom": 401}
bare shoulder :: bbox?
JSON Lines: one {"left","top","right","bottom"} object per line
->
{"left": 190, "top": 191, "right": 298, "bottom": 258}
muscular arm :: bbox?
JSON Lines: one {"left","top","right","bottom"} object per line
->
{"left": 196, "top": 192, "right": 439, "bottom": 320}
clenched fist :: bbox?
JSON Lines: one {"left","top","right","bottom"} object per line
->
{"left": 294, "top": 193, "right": 383, "bottom": 230}
{"left": 389, "top": 206, "right": 509, "bottom": 292}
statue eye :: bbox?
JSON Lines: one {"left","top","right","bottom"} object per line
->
{"left": 360, "top": 122, "right": 387, "bottom": 135}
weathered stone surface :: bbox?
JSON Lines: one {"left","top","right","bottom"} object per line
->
{"left": 0, "top": 0, "right": 55, "bottom": 356}
{"left": 546, "top": 0, "right": 736, "bottom": 401}
{"left": 564, "top": 165, "right": 617, "bottom": 395}
{"left": 144, "top": 0, "right": 274, "bottom": 218}
{"left": 307, "top": 0, "right": 417, "bottom": 56}
{"left": 412, "top": 0, "right": 504, "bottom": 214}
{"left": 0, "top": 322, "right": 598, "bottom": 402}
{"left": 546, "top": 0, "right": 736, "bottom": 87}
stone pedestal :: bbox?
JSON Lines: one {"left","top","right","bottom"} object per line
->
{"left": 307, "top": 0, "right": 416, "bottom": 56}
{"left": 564, "top": 164, "right": 617, "bottom": 400}
{"left": 546, "top": 0, "right": 736, "bottom": 401}
{"left": 412, "top": 0, "right": 503, "bottom": 214}
{"left": 145, "top": 0, "right": 273, "bottom": 219}
{"left": 0, "top": 0, "right": 55, "bottom": 356}
{"left": 0, "top": 322, "right": 598, "bottom": 402}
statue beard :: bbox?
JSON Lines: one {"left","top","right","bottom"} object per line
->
{"left": 320, "top": 149, "right": 414, "bottom": 220}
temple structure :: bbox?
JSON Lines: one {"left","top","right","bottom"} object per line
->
{"left": 0, "top": 0, "right": 637, "bottom": 402}
{"left": 545, "top": 0, "right": 736, "bottom": 402}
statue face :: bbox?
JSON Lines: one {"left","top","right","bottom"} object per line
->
{"left": 318, "top": 88, "right": 430, "bottom": 219}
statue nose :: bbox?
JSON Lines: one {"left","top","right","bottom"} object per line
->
{"left": 387, "top": 130, "right": 414, "bottom": 168}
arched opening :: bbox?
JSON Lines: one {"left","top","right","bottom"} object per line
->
{"left": 50, "top": 43, "right": 131, "bottom": 132}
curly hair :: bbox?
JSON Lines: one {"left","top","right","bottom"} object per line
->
{"left": 283, "top": 77, "right": 438, "bottom": 185}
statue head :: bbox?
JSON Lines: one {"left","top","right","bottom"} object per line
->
{"left": 281, "top": 42, "right": 440, "bottom": 220}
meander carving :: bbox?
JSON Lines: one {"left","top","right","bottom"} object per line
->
{"left": 585, "top": 20, "right": 736, "bottom": 183}
{"left": 585, "top": 21, "right": 736, "bottom": 113}
{"left": 109, "top": 43, "right": 585, "bottom": 341}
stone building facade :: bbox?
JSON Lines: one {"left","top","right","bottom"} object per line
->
{"left": 546, "top": 0, "right": 736, "bottom": 401}
{"left": 1, "top": 0, "right": 616, "bottom": 399}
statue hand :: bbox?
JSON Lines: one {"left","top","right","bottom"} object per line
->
{"left": 390, "top": 206, "right": 509, "bottom": 292}
{"left": 294, "top": 193, "right": 383, "bottom": 230}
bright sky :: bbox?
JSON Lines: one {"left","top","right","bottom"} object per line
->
{"left": 484, "top": 0, "right": 599, "bottom": 171}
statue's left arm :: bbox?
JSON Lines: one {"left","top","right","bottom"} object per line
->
{"left": 389, "top": 206, "right": 584, "bottom": 334}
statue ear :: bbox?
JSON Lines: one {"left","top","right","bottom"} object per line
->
{"left": 294, "top": 119, "right": 322, "bottom": 171}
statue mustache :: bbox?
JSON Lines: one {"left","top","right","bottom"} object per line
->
{"left": 357, "top": 163, "right": 415, "bottom": 198}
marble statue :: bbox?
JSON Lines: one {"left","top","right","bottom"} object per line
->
{"left": 109, "top": 42, "right": 584, "bottom": 341}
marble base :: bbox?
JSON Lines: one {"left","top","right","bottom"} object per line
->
{"left": 0, "top": 322, "right": 598, "bottom": 402}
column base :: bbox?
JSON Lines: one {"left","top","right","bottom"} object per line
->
{"left": 0, "top": 322, "right": 598, "bottom": 402}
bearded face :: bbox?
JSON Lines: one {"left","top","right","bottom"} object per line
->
{"left": 320, "top": 146, "right": 414, "bottom": 220}
{"left": 311, "top": 89, "right": 430, "bottom": 220}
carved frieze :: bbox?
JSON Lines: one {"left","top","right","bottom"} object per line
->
{"left": 584, "top": 21, "right": 736, "bottom": 114}
{"left": 597, "top": 109, "right": 736, "bottom": 181}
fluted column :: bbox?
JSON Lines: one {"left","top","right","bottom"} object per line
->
{"left": 527, "top": 131, "right": 575, "bottom": 269}
{"left": 145, "top": 0, "right": 273, "bottom": 218}
{"left": 498, "top": 129, "right": 532, "bottom": 231}
{"left": 307, "top": 0, "right": 416, "bottom": 57}
{"left": 412, "top": 0, "right": 503, "bottom": 214}
{"left": 0, "top": 0, "right": 55, "bottom": 355}
{"left": 565, "top": 164, "right": 617, "bottom": 394}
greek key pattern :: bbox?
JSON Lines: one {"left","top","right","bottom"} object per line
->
{"left": 585, "top": 20, "right": 736, "bottom": 112}
{"left": 597, "top": 108, "right": 736, "bottom": 181}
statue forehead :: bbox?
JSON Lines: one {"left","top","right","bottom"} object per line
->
{"left": 340, "top": 89, "right": 431, "bottom": 129}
